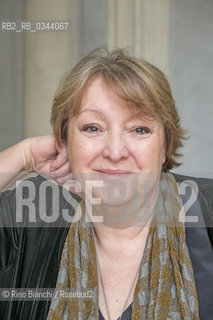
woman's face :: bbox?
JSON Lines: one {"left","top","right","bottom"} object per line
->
{"left": 67, "top": 77, "right": 165, "bottom": 207}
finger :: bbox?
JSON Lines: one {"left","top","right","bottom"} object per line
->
{"left": 56, "top": 173, "right": 83, "bottom": 198}
{"left": 50, "top": 147, "right": 69, "bottom": 171}
{"left": 50, "top": 161, "right": 71, "bottom": 178}
{"left": 55, "top": 172, "right": 74, "bottom": 184}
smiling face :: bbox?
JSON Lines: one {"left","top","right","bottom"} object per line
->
{"left": 67, "top": 77, "right": 165, "bottom": 207}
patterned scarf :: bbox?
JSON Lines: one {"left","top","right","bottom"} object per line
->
{"left": 47, "top": 172, "right": 199, "bottom": 319}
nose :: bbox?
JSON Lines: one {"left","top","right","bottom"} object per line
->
{"left": 102, "top": 131, "right": 129, "bottom": 161}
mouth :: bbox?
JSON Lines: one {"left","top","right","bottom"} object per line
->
{"left": 95, "top": 169, "right": 132, "bottom": 176}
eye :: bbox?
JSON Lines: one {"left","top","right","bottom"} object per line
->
{"left": 82, "top": 125, "right": 99, "bottom": 132}
{"left": 132, "top": 126, "right": 150, "bottom": 135}
{"left": 81, "top": 124, "right": 104, "bottom": 135}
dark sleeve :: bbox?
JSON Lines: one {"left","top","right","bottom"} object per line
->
{"left": 0, "top": 188, "right": 21, "bottom": 319}
{"left": 0, "top": 176, "right": 76, "bottom": 320}
{"left": 0, "top": 188, "right": 20, "bottom": 275}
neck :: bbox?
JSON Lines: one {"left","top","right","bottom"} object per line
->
{"left": 87, "top": 183, "right": 159, "bottom": 256}
{"left": 86, "top": 177, "right": 159, "bottom": 226}
{"left": 93, "top": 221, "right": 151, "bottom": 259}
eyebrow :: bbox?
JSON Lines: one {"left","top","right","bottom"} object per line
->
{"left": 76, "top": 108, "right": 154, "bottom": 123}
{"left": 77, "top": 109, "right": 104, "bottom": 116}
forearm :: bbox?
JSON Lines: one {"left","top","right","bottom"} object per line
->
{"left": 0, "top": 139, "right": 32, "bottom": 191}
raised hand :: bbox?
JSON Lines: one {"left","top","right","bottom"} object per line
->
{"left": 29, "top": 135, "right": 71, "bottom": 181}
{"left": 0, "top": 135, "right": 73, "bottom": 191}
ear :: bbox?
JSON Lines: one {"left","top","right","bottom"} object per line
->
{"left": 159, "top": 144, "right": 166, "bottom": 172}
{"left": 162, "top": 149, "right": 166, "bottom": 164}
{"left": 162, "top": 128, "right": 167, "bottom": 165}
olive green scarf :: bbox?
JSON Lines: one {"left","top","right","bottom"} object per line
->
{"left": 47, "top": 172, "right": 199, "bottom": 319}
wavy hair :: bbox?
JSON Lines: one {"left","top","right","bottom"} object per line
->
{"left": 51, "top": 47, "right": 187, "bottom": 171}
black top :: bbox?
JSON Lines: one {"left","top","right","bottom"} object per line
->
{"left": 0, "top": 173, "right": 213, "bottom": 320}
{"left": 99, "top": 303, "right": 132, "bottom": 320}
{"left": 97, "top": 184, "right": 213, "bottom": 320}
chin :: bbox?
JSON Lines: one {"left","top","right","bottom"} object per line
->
{"left": 85, "top": 189, "right": 151, "bottom": 228}
{"left": 80, "top": 171, "right": 161, "bottom": 204}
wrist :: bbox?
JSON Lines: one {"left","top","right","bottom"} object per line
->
{"left": 18, "top": 138, "right": 35, "bottom": 174}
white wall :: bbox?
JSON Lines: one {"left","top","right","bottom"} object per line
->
{"left": 170, "top": 0, "right": 213, "bottom": 178}
{"left": 0, "top": 0, "right": 24, "bottom": 150}
{"left": 1, "top": 0, "right": 213, "bottom": 178}
{"left": 24, "top": 0, "right": 73, "bottom": 138}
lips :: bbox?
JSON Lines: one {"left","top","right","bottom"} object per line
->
{"left": 95, "top": 169, "right": 131, "bottom": 175}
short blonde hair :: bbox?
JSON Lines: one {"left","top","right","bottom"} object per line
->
{"left": 51, "top": 48, "right": 187, "bottom": 171}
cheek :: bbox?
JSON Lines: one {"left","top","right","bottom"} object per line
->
{"left": 154, "top": 145, "right": 166, "bottom": 169}
{"left": 67, "top": 135, "right": 100, "bottom": 170}
{"left": 135, "top": 139, "right": 165, "bottom": 170}
{"left": 151, "top": 132, "right": 166, "bottom": 167}
{"left": 160, "top": 146, "right": 166, "bottom": 164}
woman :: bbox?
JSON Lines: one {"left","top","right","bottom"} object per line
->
{"left": 0, "top": 48, "right": 213, "bottom": 320}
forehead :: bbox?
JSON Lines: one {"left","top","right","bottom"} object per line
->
{"left": 77, "top": 77, "right": 151, "bottom": 120}
{"left": 80, "top": 77, "right": 125, "bottom": 106}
